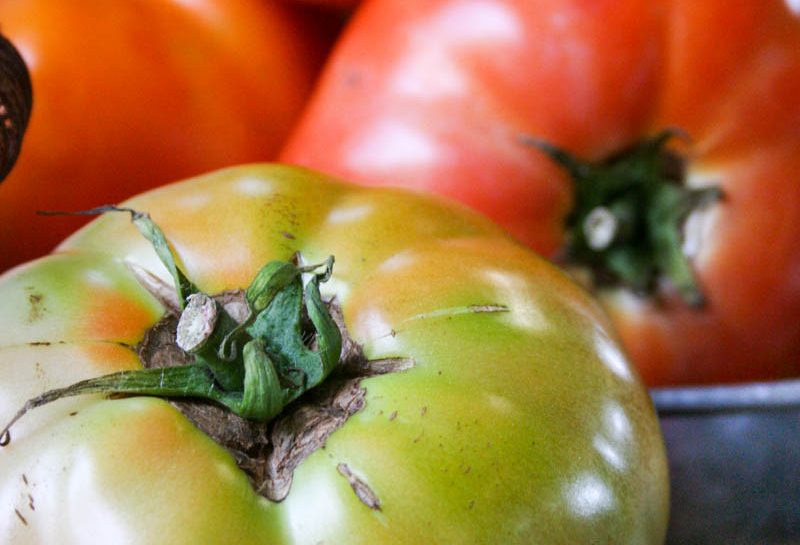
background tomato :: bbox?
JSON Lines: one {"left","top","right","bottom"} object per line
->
{"left": 290, "top": 0, "right": 360, "bottom": 10}
{"left": 281, "top": 0, "right": 800, "bottom": 386}
{"left": 0, "top": 0, "right": 335, "bottom": 271}
{"left": 0, "top": 165, "right": 668, "bottom": 544}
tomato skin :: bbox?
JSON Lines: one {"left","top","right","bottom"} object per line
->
{"left": 0, "top": 0, "right": 331, "bottom": 271}
{"left": 0, "top": 165, "right": 667, "bottom": 544}
{"left": 291, "top": 0, "right": 360, "bottom": 9}
{"left": 281, "top": 0, "right": 800, "bottom": 386}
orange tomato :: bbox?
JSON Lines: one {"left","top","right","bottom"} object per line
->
{"left": 0, "top": 0, "right": 332, "bottom": 271}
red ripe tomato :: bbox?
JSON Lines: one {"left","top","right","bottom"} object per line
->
{"left": 282, "top": 0, "right": 800, "bottom": 386}
{"left": 0, "top": 0, "right": 332, "bottom": 271}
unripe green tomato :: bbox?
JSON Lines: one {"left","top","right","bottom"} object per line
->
{"left": 0, "top": 165, "right": 668, "bottom": 544}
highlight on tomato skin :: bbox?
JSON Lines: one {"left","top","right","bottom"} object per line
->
{"left": 0, "top": 164, "right": 669, "bottom": 545}
{"left": 0, "top": 0, "right": 340, "bottom": 273}
{"left": 280, "top": 0, "right": 800, "bottom": 387}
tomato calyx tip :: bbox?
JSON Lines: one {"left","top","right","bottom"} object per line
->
{"left": 526, "top": 130, "right": 722, "bottom": 306}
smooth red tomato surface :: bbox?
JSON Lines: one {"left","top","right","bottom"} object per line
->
{"left": 282, "top": 0, "right": 800, "bottom": 386}
{"left": 0, "top": 0, "right": 332, "bottom": 271}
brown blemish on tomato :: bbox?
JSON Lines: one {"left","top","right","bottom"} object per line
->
{"left": 468, "top": 304, "right": 509, "bottom": 313}
{"left": 26, "top": 291, "right": 46, "bottom": 323}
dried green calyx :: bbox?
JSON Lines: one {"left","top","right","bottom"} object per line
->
{"left": 526, "top": 130, "right": 722, "bottom": 306}
{"left": 0, "top": 206, "right": 342, "bottom": 446}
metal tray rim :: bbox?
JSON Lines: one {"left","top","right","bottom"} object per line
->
{"left": 650, "top": 378, "right": 800, "bottom": 415}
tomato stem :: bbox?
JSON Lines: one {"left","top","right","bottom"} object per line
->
{"left": 0, "top": 209, "right": 342, "bottom": 446}
{"left": 527, "top": 130, "right": 722, "bottom": 306}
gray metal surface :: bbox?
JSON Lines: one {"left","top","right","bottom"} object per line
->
{"left": 652, "top": 380, "right": 800, "bottom": 545}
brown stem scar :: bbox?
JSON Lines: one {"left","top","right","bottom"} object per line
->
{"left": 136, "top": 289, "right": 414, "bottom": 503}
{"left": 337, "top": 463, "right": 382, "bottom": 511}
